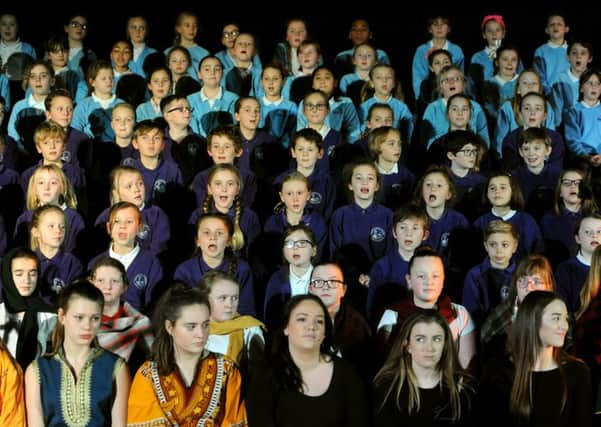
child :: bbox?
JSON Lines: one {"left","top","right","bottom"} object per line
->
{"left": 110, "top": 39, "right": 134, "bottom": 86}
{"left": 339, "top": 43, "right": 378, "bottom": 107}
{"left": 334, "top": 18, "right": 391, "bottom": 76}
{"left": 355, "top": 102, "right": 394, "bottom": 156}
{"left": 0, "top": 337, "right": 25, "bottom": 424}
{"left": 164, "top": 12, "right": 209, "bottom": 79}
{"left": 174, "top": 212, "right": 256, "bottom": 316}
{"left": 359, "top": 64, "right": 414, "bottom": 144}
{"left": 258, "top": 64, "right": 298, "bottom": 148}
{"left": 367, "top": 204, "right": 429, "bottom": 321}
{"left": 110, "top": 102, "right": 137, "bottom": 162}
{"left": 191, "top": 124, "right": 256, "bottom": 208}
{"left": 43, "top": 35, "right": 83, "bottom": 102}
{"left": 474, "top": 172, "right": 544, "bottom": 261}
{"left": 216, "top": 22, "right": 262, "bottom": 72}
{"left": 468, "top": 15, "right": 507, "bottom": 98}
{"left": 377, "top": 246, "right": 476, "bottom": 369}
{"left": 533, "top": 13, "right": 570, "bottom": 95}
{"left": 555, "top": 213, "right": 601, "bottom": 313}
{"left": 94, "top": 165, "right": 170, "bottom": 256}
{"left": 129, "top": 119, "right": 183, "bottom": 205}
{"left": 412, "top": 15, "right": 464, "bottom": 102}
{"left": 88, "top": 201, "right": 163, "bottom": 314}
{"left": 15, "top": 164, "right": 84, "bottom": 254}
{"left": 136, "top": 66, "right": 172, "bottom": 121}
{"left": 481, "top": 44, "right": 521, "bottom": 122}
{"left": 0, "top": 14, "right": 36, "bottom": 66}
{"left": 30, "top": 205, "right": 83, "bottom": 302}
{"left": 368, "top": 126, "right": 415, "bottom": 209}
{"left": 166, "top": 46, "right": 193, "bottom": 92}
{"left": 330, "top": 160, "right": 394, "bottom": 268}
{"left": 126, "top": 16, "right": 157, "bottom": 77}
{"left": 551, "top": 40, "right": 593, "bottom": 127}
{"left": 90, "top": 256, "right": 153, "bottom": 372}
{"left": 200, "top": 270, "right": 264, "bottom": 370}
{"left": 416, "top": 48, "right": 452, "bottom": 117}
{"left": 224, "top": 33, "right": 262, "bottom": 98}
{"left": 264, "top": 171, "right": 327, "bottom": 258}
{"left": 287, "top": 40, "right": 322, "bottom": 104}
{"left": 187, "top": 56, "right": 239, "bottom": 137}
{"left": 71, "top": 60, "right": 124, "bottom": 142}
{"left": 272, "top": 18, "right": 309, "bottom": 77}
{"left": 462, "top": 219, "right": 518, "bottom": 326}
{"left": 63, "top": 14, "right": 97, "bottom": 81}
{"left": 263, "top": 224, "right": 317, "bottom": 328}
{"left": 0, "top": 247, "right": 56, "bottom": 370}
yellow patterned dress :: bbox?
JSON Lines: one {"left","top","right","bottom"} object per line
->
{"left": 127, "top": 352, "right": 247, "bottom": 427}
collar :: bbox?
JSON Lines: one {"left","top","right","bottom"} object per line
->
{"left": 567, "top": 69, "right": 580, "bottom": 83}
{"left": 577, "top": 251, "right": 591, "bottom": 267}
{"left": 27, "top": 94, "right": 46, "bottom": 110}
{"left": 494, "top": 74, "right": 518, "bottom": 85}
{"left": 315, "top": 124, "right": 331, "bottom": 138}
{"left": 200, "top": 86, "right": 223, "bottom": 101}
{"left": 262, "top": 95, "right": 283, "bottom": 106}
{"left": 92, "top": 93, "right": 116, "bottom": 109}
{"left": 376, "top": 161, "right": 398, "bottom": 175}
{"left": 546, "top": 40, "right": 567, "bottom": 49}
{"left": 580, "top": 100, "right": 601, "bottom": 108}
{"left": 492, "top": 208, "right": 516, "bottom": 220}
{"left": 109, "top": 244, "right": 140, "bottom": 269}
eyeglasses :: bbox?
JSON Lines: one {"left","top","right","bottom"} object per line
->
{"left": 457, "top": 148, "right": 479, "bottom": 156}
{"left": 166, "top": 106, "right": 193, "bottom": 114}
{"left": 283, "top": 239, "right": 313, "bottom": 249}
{"left": 442, "top": 76, "right": 463, "bottom": 84}
{"left": 309, "top": 279, "right": 344, "bottom": 289}
{"left": 222, "top": 30, "right": 240, "bottom": 39}
{"left": 70, "top": 21, "right": 88, "bottom": 30}
{"left": 561, "top": 179, "right": 582, "bottom": 187}
{"left": 516, "top": 276, "right": 547, "bottom": 289}
{"left": 305, "top": 103, "right": 327, "bottom": 111}
{"left": 584, "top": 80, "right": 601, "bottom": 88}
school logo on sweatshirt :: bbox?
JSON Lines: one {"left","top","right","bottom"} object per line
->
{"left": 133, "top": 274, "right": 148, "bottom": 289}
{"left": 310, "top": 191, "right": 322, "bottom": 205}
{"left": 61, "top": 150, "right": 72, "bottom": 163}
{"left": 52, "top": 278, "right": 66, "bottom": 294}
{"left": 500, "top": 285, "right": 510, "bottom": 301}
{"left": 154, "top": 179, "right": 167, "bottom": 194}
{"left": 137, "top": 224, "right": 150, "bottom": 240}
{"left": 440, "top": 232, "right": 450, "bottom": 250}
{"left": 122, "top": 157, "right": 135, "bottom": 166}
{"left": 370, "top": 227, "right": 386, "bottom": 242}
{"left": 188, "top": 142, "right": 199, "bottom": 156}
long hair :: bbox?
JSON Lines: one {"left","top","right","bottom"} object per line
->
{"left": 89, "top": 256, "right": 130, "bottom": 291}
{"left": 30, "top": 205, "right": 66, "bottom": 251}
{"left": 373, "top": 310, "right": 468, "bottom": 421}
{"left": 26, "top": 164, "right": 78, "bottom": 210}
{"left": 506, "top": 254, "right": 555, "bottom": 308}
{"left": 269, "top": 294, "right": 336, "bottom": 392}
{"left": 509, "top": 291, "right": 568, "bottom": 423}
{"left": 577, "top": 244, "right": 601, "bottom": 319}
{"left": 151, "top": 282, "right": 210, "bottom": 375}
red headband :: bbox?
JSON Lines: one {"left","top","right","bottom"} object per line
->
{"left": 481, "top": 15, "right": 505, "bottom": 31}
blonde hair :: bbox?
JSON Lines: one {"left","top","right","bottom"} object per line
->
{"left": 109, "top": 165, "right": 144, "bottom": 205}
{"left": 577, "top": 244, "right": 601, "bottom": 319}
{"left": 26, "top": 164, "right": 77, "bottom": 210}
{"left": 30, "top": 205, "right": 66, "bottom": 251}
{"left": 34, "top": 121, "right": 66, "bottom": 146}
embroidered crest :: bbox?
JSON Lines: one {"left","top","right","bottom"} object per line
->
{"left": 61, "top": 150, "right": 72, "bottom": 163}
{"left": 310, "top": 191, "right": 322, "bottom": 205}
{"left": 153, "top": 179, "right": 166, "bottom": 194}
{"left": 122, "top": 157, "right": 135, "bottom": 166}
{"left": 440, "top": 232, "right": 450, "bottom": 249}
{"left": 133, "top": 274, "right": 148, "bottom": 289}
{"left": 370, "top": 227, "right": 386, "bottom": 242}
{"left": 188, "top": 142, "right": 198, "bottom": 155}
{"left": 137, "top": 223, "right": 150, "bottom": 240}
{"left": 500, "top": 285, "right": 510, "bottom": 301}
{"left": 52, "top": 278, "right": 66, "bottom": 294}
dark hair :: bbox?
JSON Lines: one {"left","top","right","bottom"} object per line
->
{"left": 291, "top": 127, "right": 323, "bottom": 150}
{"left": 393, "top": 204, "right": 430, "bottom": 232}
{"left": 407, "top": 246, "right": 443, "bottom": 275}
{"left": 517, "top": 127, "right": 551, "bottom": 148}
{"left": 270, "top": 294, "right": 336, "bottom": 391}
{"left": 198, "top": 270, "right": 240, "bottom": 298}
{"left": 151, "top": 282, "right": 210, "bottom": 375}
{"left": 89, "top": 256, "right": 130, "bottom": 291}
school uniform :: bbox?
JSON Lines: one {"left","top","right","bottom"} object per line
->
{"left": 259, "top": 97, "right": 298, "bottom": 149}
{"left": 555, "top": 254, "right": 590, "bottom": 314}
{"left": 425, "top": 208, "right": 469, "bottom": 255}
{"left": 71, "top": 95, "right": 124, "bottom": 142}
{"left": 0, "top": 73, "right": 10, "bottom": 111}
{"left": 263, "top": 265, "right": 313, "bottom": 327}
{"left": 129, "top": 45, "right": 158, "bottom": 77}
{"left": 187, "top": 87, "right": 239, "bottom": 137}
{"left": 135, "top": 100, "right": 162, "bottom": 122}
{"left": 191, "top": 166, "right": 257, "bottom": 209}
{"left": 163, "top": 44, "right": 209, "bottom": 80}
{"left": 65, "top": 127, "right": 89, "bottom": 168}
{"left": 550, "top": 70, "right": 580, "bottom": 127}
{"left": 511, "top": 164, "right": 562, "bottom": 212}
{"left": 335, "top": 48, "right": 390, "bottom": 76}
{"left": 216, "top": 50, "right": 262, "bottom": 76}
{"left": 128, "top": 157, "right": 183, "bottom": 204}
{"left": 0, "top": 164, "right": 19, "bottom": 188}
{"left": 412, "top": 40, "right": 464, "bottom": 100}
{"left": 359, "top": 96, "right": 414, "bottom": 142}
{"left": 274, "top": 168, "right": 336, "bottom": 220}
{"left": 533, "top": 41, "right": 570, "bottom": 95}
{"left": 224, "top": 65, "right": 262, "bottom": 98}
{"left": 36, "top": 249, "right": 83, "bottom": 301}
{"left": 20, "top": 161, "right": 86, "bottom": 194}
{"left": 500, "top": 126, "right": 564, "bottom": 171}
{"left": 540, "top": 208, "right": 581, "bottom": 262}
{"left": 297, "top": 97, "right": 362, "bottom": 144}
{"left": 564, "top": 102, "right": 601, "bottom": 156}
{"left": 481, "top": 74, "right": 518, "bottom": 121}
{"left": 263, "top": 209, "right": 328, "bottom": 260}
{"left": 7, "top": 94, "right": 46, "bottom": 151}
{"left": 375, "top": 163, "right": 416, "bottom": 210}
{"left": 367, "top": 250, "right": 410, "bottom": 320}
{"left": 174, "top": 255, "right": 256, "bottom": 316}
{"left": 289, "top": 126, "right": 342, "bottom": 175}
{"left": 162, "top": 128, "right": 211, "bottom": 186}
{"left": 237, "top": 129, "right": 278, "bottom": 175}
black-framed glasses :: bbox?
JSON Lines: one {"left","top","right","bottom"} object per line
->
{"left": 70, "top": 21, "right": 88, "bottom": 30}
{"left": 561, "top": 179, "right": 582, "bottom": 187}
{"left": 167, "top": 106, "right": 193, "bottom": 114}
{"left": 457, "top": 148, "right": 479, "bottom": 156}
{"left": 222, "top": 30, "right": 240, "bottom": 39}
{"left": 305, "top": 103, "right": 327, "bottom": 111}
{"left": 283, "top": 239, "right": 313, "bottom": 249}
{"left": 309, "top": 279, "right": 344, "bottom": 289}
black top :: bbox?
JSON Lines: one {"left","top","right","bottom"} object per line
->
{"left": 247, "top": 357, "right": 369, "bottom": 427}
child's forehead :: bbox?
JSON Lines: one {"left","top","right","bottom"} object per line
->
{"left": 489, "top": 176, "right": 510, "bottom": 185}
{"left": 211, "top": 169, "right": 238, "bottom": 180}
{"left": 521, "top": 139, "right": 547, "bottom": 147}
{"left": 119, "top": 171, "right": 143, "bottom": 182}
{"left": 37, "top": 170, "right": 61, "bottom": 180}
{"left": 239, "top": 98, "right": 260, "bottom": 109}
{"left": 294, "top": 137, "right": 318, "bottom": 148}
{"left": 353, "top": 164, "right": 377, "bottom": 175}
{"left": 372, "top": 66, "right": 394, "bottom": 76}
{"left": 580, "top": 217, "right": 601, "bottom": 229}
{"left": 113, "top": 106, "right": 135, "bottom": 117}
{"left": 424, "top": 172, "right": 448, "bottom": 182}
{"left": 397, "top": 216, "right": 425, "bottom": 226}
{"left": 138, "top": 127, "right": 163, "bottom": 137}
{"left": 209, "top": 135, "right": 235, "bottom": 145}
{"left": 282, "top": 178, "right": 308, "bottom": 190}
{"left": 410, "top": 256, "right": 444, "bottom": 272}
{"left": 486, "top": 231, "right": 515, "bottom": 241}
{"left": 449, "top": 97, "right": 469, "bottom": 107}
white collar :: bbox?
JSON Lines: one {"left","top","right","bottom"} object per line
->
{"left": 492, "top": 208, "right": 516, "bottom": 220}
{"left": 580, "top": 100, "right": 600, "bottom": 109}
{"left": 567, "top": 69, "right": 580, "bottom": 83}
{"left": 376, "top": 161, "right": 398, "bottom": 175}
{"left": 546, "top": 40, "right": 567, "bottom": 49}
{"left": 262, "top": 96, "right": 283, "bottom": 106}
{"left": 577, "top": 251, "right": 591, "bottom": 267}
{"left": 200, "top": 86, "right": 223, "bottom": 102}
{"left": 27, "top": 94, "right": 46, "bottom": 110}
{"left": 92, "top": 93, "right": 116, "bottom": 109}
{"left": 109, "top": 244, "right": 140, "bottom": 270}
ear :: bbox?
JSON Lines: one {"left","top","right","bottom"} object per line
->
{"left": 290, "top": 147, "right": 297, "bottom": 159}
{"left": 283, "top": 327, "right": 289, "bottom": 336}
{"left": 341, "top": 284, "right": 347, "bottom": 297}
{"left": 234, "top": 149, "right": 243, "bottom": 158}
{"left": 131, "top": 138, "right": 139, "bottom": 150}
{"left": 447, "top": 152, "right": 456, "bottom": 161}
{"left": 422, "top": 229, "right": 430, "bottom": 242}
{"left": 405, "top": 274, "right": 412, "bottom": 289}
{"left": 58, "top": 307, "right": 66, "bottom": 324}
{"left": 165, "top": 319, "right": 174, "bottom": 336}
{"left": 106, "top": 221, "right": 112, "bottom": 235}
{"left": 35, "top": 144, "right": 42, "bottom": 154}
{"left": 316, "top": 148, "right": 324, "bottom": 159}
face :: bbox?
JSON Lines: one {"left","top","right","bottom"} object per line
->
{"left": 429, "top": 18, "right": 450, "bottom": 39}
{"left": 92, "top": 265, "right": 126, "bottom": 306}
{"left": 581, "top": 74, "right": 601, "bottom": 104}
{"left": 349, "top": 164, "right": 379, "bottom": 203}
{"left": 285, "top": 299, "right": 326, "bottom": 352}
{"left": 496, "top": 49, "right": 519, "bottom": 79}
{"left": 447, "top": 97, "right": 471, "bottom": 129}
{"left": 545, "top": 16, "right": 568, "bottom": 42}
{"left": 163, "top": 99, "right": 192, "bottom": 127}
{"left": 517, "top": 71, "right": 541, "bottom": 96}
{"left": 117, "top": 171, "right": 144, "bottom": 206}
{"left": 286, "top": 20, "right": 307, "bottom": 48}
{"left": 208, "top": 279, "right": 239, "bottom": 322}
{"left": 487, "top": 176, "right": 512, "bottom": 208}
{"left": 371, "top": 66, "right": 395, "bottom": 97}
{"left": 33, "top": 210, "right": 66, "bottom": 251}
{"left": 166, "top": 303, "right": 210, "bottom": 356}
{"left": 378, "top": 130, "right": 402, "bottom": 164}
{"left": 283, "top": 229, "right": 315, "bottom": 268}
{"left": 440, "top": 69, "right": 465, "bottom": 98}
{"left": 36, "top": 136, "right": 65, "bottom": 162}
{"left": 91, "top": 68, "right": 114, "bottom": 97}
{"left": 46, "top": 96, "right": 74, "bottom": 128}
{"left": 568, "top": 43, "right": 592, "bottom": 74}
{"left": 198, "top": 58, "right": 223, "bottom": 87}
{"left": 127, "top": 17, "right": 147, "bottom": 44}
{"left": 429, "top": 53, "right": 452, "bottom": 75}
{"left": 208, "top": 135, "right": 241, "bottom": 164}
{"left": 407, "top": 256, "right": 444, "bottom": 305}
{"left": 261, "top": 67, "right": 284, "bottom": 98}
{"left": 196, "top": 217, "right": 230, "bottom": 260}
{"left": 394, "top": 218, "right": 428, "bottom": 254}
{"left": 349, "top": 19, "right": 370, "bottom": 45}
{"left": 108, "top": 207, "right": 141, "bottom": 247}
{"left": 208, "top": 170, "right": 240, "bottom": 211}
{"left": 176, "top": 15, "right": 198, "bottom": 42}
{"left": 298, "top": 44, "right": 319, "bottom": 70}
{"left": 60, "top": 297, "right": 102, "bottom": 346}
{"left": 133, "top": 128, "right": 165, "bottom": 158}
{"left": 519, "top": 141, "right": 550, "bottom": 170}
{"left": 233, "top": 34, "right": 255, "bottom": 63}
{"left": 422, "top": 172, "right": 451, "bottom": 209}
{"left": 221, "top": 24, "right": 240, "bottom": 49}
{"left": 303, "top": 93, "right": 329, "bottom": 125}
{"left": 280, "top": 179, "right": 310, "bottom": 214}
{"left": 28, "top": 65, "right": 53, "bottom": 97}
{"left": 11, "top": 257, "right": 38, "bottom": 297}
{"left": 35, "top": 170, "right": 63, "bottom": 205}
{"left": 309, "top": 265, "right": 346, "bottom": 310}
{"left": 111, "top": 106, "right": 135, "bottom": 139}
{"left": 291, "top": 138, "right": 323, "bottom": 170}
{"left": 516, "top": 272, "right": 552, "bottom": 303}
{"left": 483, "top": 20, "right": 505, "bottom": 48}
{"left": 576, "top": 217, "right": 601, "bottom": 255}
{"left": 353, "top": 45, "right": 376, "bottom": 73}
{"left": 47, "top": 46, "right": 68, "bottom": 68}
{"left": 484, "top": 232, "right": 518, "bottom": 269}
{"left": 312, "top": 69, "right": 336, "bottom": 97}
{"left": 449, "top": 143, "right": 479, "bottom": 170}
{"left": 520, "top": 94, "right": 546, "bottom": 128}
{"left": 559, "top": 171, "right": 583, "bottom": 207}
{"left": 111, "top": 41, "right": 132, "bottom": 70}
{"left": 407, "top": 321, "right": 445, "bottom": 370}
{"left": 366, "top": 107, "right": 393, "bottom": 129}
{"left": 148, "top": 69, "right": 171, "bottom": 100}
{"left": 169, "top": 51, "right": 190, "bottom": 76}
{"left": 539, "top": 299, "right": 569, "bottom": 348}
{"left": 0, "top": 15, "right": 17, "bottom": 42}
{"left": 65, "top": 16, "right": 88, "bottom": 42}
{"left": 235, "top": 99, "right": 260, "bottom": 131}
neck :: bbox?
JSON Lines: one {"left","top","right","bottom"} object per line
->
{"left": 103, "top": 301, "right": 121, "bottom": 317}
{"left": 570, "top": 67, "right": 585, "bottom": 78}
{"left": 31, "top": 93, "right": 47, "bottom": 103}
{"left": 377, "top": 158, "right": 396, "bottom": 172}
{"left": 564, "top": 200, "right": 581, "bottom": 213}
{"left": 432, "top": 37, "right": 446, "bottom": 47}
{"left": 290, "top": 263, "right": 310, "bottom": 277}
{"left": 327, "top": 304, "right": 340, "bottom": 322}
{"left": 111, "top": 242, "right": 134, "bottom": 255}
{"left": 69, "top": 39, "right": 82, "bottom": 48}
{"left": 534, "top": 346, "right": 557, "bottom": 371}
{"left": 492, "top": 205, "right": 511, "bottom": 217}
{"left": 94, "top": 91, "right": 112, "bottom": 100}
{"left": 63, "top": 338, "right": 92, "bottom": 362}
{"left": 580, "top": 249, "right": 593, "bottom": 263}
{"left": 289, "top": 346, "right": 321, "bottom": 371}
{"left": 141, "top": 155, "right": 159, "bottom": 170}
{"left": 357, "top": 69, "right": 370, "bottom": 80}
{"left": 426, "top": 204, "right": 445, "bottom": 220}
{"left": 374, "top": 93, "right": 389, "bottom": 102}
{"left": 413, "top": 296, "right": 436, "bottom": 309}
{"left": 297, "top": 165, "right": 315, "bottom": 177}
{"left": 236, "top": 58, "right": 251, "bottom": 68}
{"left": 398, "top": 247, "right": 415, "bottom": 261}
{"left": 490, "top": 258, "right": 510, "bottom": 270}
{"left": 264, "top": 93, "right": 281, "bottom": 102}
{"left": 43, "top": 159, "right": 63, "bottom": 168}
{"left": 528, "top": 163, "right": 545, "bottom": 175}
{"left": 114, "top": 135, "right": 132, "bottom": 148}
{"left": 174, "top": 348, "right": 201, "bottom": 370}
{"left": 202, "top": 252, "right": 224, "bottom": 268}
{"left": 412, "top": 364, "right": 441, "bottom": 388}
{"left": 450, "top": 162, "right": 469, "bottom": 177}
{"left": 180, "top": 39, "right": 195, "bottom": 48}
{"left": 307, "top": 122, "right": 323, "bottom": 132}
{"left": 131, "top": 41, "right": 144, "bottom": 49}
{"left": 286, "top": 209, "right": 303, "bottom": 225}
{"left": 168, "top": 125, "right": 188, "bottom": 142}
{"left": 39, "top": 243, "right": 59, "bottom": 259}
{"left": 354, "top": 197, "right": 373, "bottom": 209}
{"left": 239, "top": 126, "right": 256, "bottom": 140}
{"left": 203, "top": 85, "right": 220, "bottom": 98}
{"left": 114, "top": 65, "right": 129, "bottom": 73}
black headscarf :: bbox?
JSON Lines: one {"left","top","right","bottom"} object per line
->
{"left": 1, "top": 247, "right": 55, "bottom": 370}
